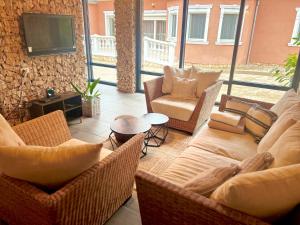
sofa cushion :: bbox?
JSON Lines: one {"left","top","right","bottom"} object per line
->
{"left": 224, "top": 98, "right": 254, "bottom": 116}
{"left": 183, "top": 164, "right": 240, "bottom": 197}
{"left": 268, "top": 122, "right": 300, "bottom": 168}
{"left": 171, "top": 77, "right": 198, "bottom": 99}
{"left": 59, "top": 138, "right": 113, "bottom": 161}
{"left": 271, "top": 89, "right": 300, "bottom": 116}
{"left": 189, "top": 125, "right": 257, "bottom": 161}
{"left": 189, "top": 67, "right": 221, "bottom": 97}
{"left": 210, "top": 111, "right": 242, "bottom": 127}
{"left": 0, "top": 114, "right": 25, "bottom": 146}
{"left": 239, "top": 152, "right": 274, "bottom": 174}
{"left": 159, "top": 146, "right": 239, "bottom": 186}
{"left": 0, "top": 143, "right": 102, "bottom": 189}
{"left": 162, "top": 66, "right": 192, "bottom": 94}
{"left": 258, "top": 103, "right": 300, "bottom": 153}
{"left": 151, "top": 95, "right": 198, "bottom": 121}
{"left": 211, "top": 164, "right": 300, "bottom": 221}
{"left": 208, "top": 118, "right": 245, "bottom": 134}
{"left": 245, "top": 105, "right": 277, "bottom": 142}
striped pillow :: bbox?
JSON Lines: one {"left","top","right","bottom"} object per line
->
{"left": 245, "top": 105, "right": 278, "bottom": 142}
{"left": 224, "top": 98, "right": 254, "bottom": 116}
{"left": 183, "top": 164, "right": 240, "bottom": 197}
{"left": 239, "top": 152, "right": 274, "bottom": 174}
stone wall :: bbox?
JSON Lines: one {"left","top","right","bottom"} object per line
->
{"left": 114, "top": 0, "right": 136, "bottom": 93}
{"left": 0, "top": 0, "right": 86, "bottom": 124}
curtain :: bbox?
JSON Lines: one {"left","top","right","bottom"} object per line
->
{"left": 188, "top": 13, "right": 206, "bottom": 39}
{"left": 108, "top": 17, "right": 115, "bottom": 36}
{"left": 171, "top": 14, "right": 177, "bottom": 38}
{"left": 220, "top": 14, "right": 238, "bottom": 40}
{"left": 156, "top": 20, "right": 166, "bottom": 41}
{"left": 143, "top": 21, "right": 154, "bottom": 39}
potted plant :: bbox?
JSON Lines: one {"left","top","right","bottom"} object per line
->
{"left": 71, "top": 79, "right": 101, "bottom": 117}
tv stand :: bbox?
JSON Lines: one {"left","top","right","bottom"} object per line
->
{"left": 29, "top": 92, "right": 82, "bottom": 122}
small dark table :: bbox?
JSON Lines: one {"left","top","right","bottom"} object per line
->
{"left": 109, "top": 116, "right": 151, "bottom": 157}
{"left": 142, "top": 113, "right": 169, "bottom": 147}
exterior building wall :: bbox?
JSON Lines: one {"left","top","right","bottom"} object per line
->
{"left": 249, "top": 0, "right": 300, "bottom": 64}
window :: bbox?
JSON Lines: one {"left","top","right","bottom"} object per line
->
{"left": 216, "top": 5, "right": 244, "bottom": 44}
{"left": 104, "top": 11, "right": 115, "bottom": 36}
{"left": 143, "top": 10, "right": 167, "bottom": 41}
{"left": 187, "top": 5, "right": 212, "bottom": 44}
{"left": 168, "top": 6, "right": 179, "bottom": 41}
{"left": 289, "top": 8, "right": 300, "bottom": 46}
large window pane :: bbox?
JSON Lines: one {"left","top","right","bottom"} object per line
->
{"left": 93, "top": 66, "right": 117, "bottom": 84}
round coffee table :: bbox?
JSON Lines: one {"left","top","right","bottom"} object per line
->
{"left": 142, "top": 113, "right": 169, "bottom": 147}
{"left": 109, "top": 116, "right": 151, "bottom": 157}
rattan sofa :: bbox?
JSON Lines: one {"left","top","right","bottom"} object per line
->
{"left": 0, "top": 111, "right": 144, "bottom": 225}
{"left": 144, "top": 77, "right": 223, "bottom": 133}
{"left": 135, "top": 94, "right": 298, "bottom": 225}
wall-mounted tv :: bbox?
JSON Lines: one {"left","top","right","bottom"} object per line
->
{"left": 22, "top": 13, "right": 76, "bottom": 56}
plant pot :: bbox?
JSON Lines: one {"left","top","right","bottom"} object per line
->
{"left": 82, "top": 98, "right": 100, "bottom": 117}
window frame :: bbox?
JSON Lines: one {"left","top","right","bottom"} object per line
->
{"left": 167, "top": 6, "right": 179, "bottom": 42}
{"left": 289, "top": 8, "right": 300, "bottom": 47}
{"left": 186, "top": 4, "right": 212, "bottom": 44}
{"left": 216, "top": 5, "right": 246, "bottom": 45}
{"left": 104, "top": 11, "right": 115, "bottom": 36}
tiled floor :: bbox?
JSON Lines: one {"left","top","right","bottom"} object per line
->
{"left": 69, "top": 84, "right": 148, "bottom": 225}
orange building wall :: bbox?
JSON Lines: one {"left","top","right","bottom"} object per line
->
{"left": 249, "top": 0, "right": 300, "bottom": 65}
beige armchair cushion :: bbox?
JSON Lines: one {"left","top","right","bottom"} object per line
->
{"left": 268, "top": 122, "right": 300, "bottom": 168}
{"left": 183, "top": 164, "right": 240, "bottom": 197}
{"left": 0, "top": 114, "right": 25, "bottom": 146}
{"left": 270, "top": 89, "right": 300, "bottom": 116}
{"left": 211, "top": 164, "right": 300, "bottom": 221}
{"left": 239, "top": 152, "right": 274, "bottom": 174}
{"left": 171, "top": 77, "right": 198, "bottom": 99}
{"left": 162, "top": 66, "right": 192, "bottom": 94}
{"left": 258, "top": 103, "right": 300, "bottom": 152}
{"left": 151, "top": 95, "right": 197, "bottom": 121}
{"left": 0, "top": 143, "right": 102, "bottom": 189}
{"left": 189, "top": 67, "right": 221, "bottom": 97}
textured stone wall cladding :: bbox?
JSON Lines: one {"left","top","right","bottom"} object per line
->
{"left": 114, "top": 0, "right": 136, "bottom": 93}
{"left": 0, "top": 0, "right": 86, "bottom": 125}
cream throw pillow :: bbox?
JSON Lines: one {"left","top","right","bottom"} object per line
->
{"left": 162, "top": 66, "right": 192, "bottom": 94}
{"left": 224, "top": 98, "right": 254, "bottom": 116}
{"left": 245, "top": 105, "right": 277, "bottom": 142}
{"left": 208, "top": 118, "right": 245, "bottom": 134}
{"left": 0, "top": 143, "right": 102, "bottom": 188}
{"left": 271, "top": 89, "right": 300, "bottom": 116}
{"left": 268, "top": 122, "right": 300, "bottom": 168}
{"left": 171, "top": 77, "right": 197, "bottom": 99}
{"left": 258, "top": 103, "right": 300, "bottom": 152}
{"left": 210, "top": 111, "right": 242, "bottom": 127}
{"left": 0, "top": 114, "right": 25, "bottom": 146}
{"left": 239, "top": 152, "right": 274, "bottom": 174}
{"left": 183, "top": 164, "right": 240, "bottom": 197}
{"left": 189, "top": 67, "right": 222, "bottom": 97}
{"left": 211, "top": 164, "right": 300, "bottom": 221}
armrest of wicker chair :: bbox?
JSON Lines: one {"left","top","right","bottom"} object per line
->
{"left": 135, "top": 170, "right": 270, "bottom": 225}
{"left": 143, "top": 77, "right": 164, "bottom": 113}
{"left": 219, "top": 94, "right": 274, "bottom": 112}
{"left": 0, "top": 134, "right": 144, "bottom": 225}
{"left": 13, "top": 110, "right": 72, "bottom": 146}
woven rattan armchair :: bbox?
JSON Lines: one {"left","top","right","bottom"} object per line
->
{"left": 0, "top": 110, "right": 144, "bottom": 225}
{"left": 144, "top": 77, "right": 223, "bottom": 133}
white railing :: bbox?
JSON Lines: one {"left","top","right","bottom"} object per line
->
{"left": 143, "top": 37, "right": 176, "bottom": 66}
{"left": 89, "top": 35, "right": 176, "bottom": 65}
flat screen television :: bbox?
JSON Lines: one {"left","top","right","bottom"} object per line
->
{"left": 22, "top": 13, "right": 76, "bottom": 56}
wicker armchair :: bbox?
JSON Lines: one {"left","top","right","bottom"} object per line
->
{"left": 144, "top": 77, "right": 223, "bottom": 133}
{"left": 0, "top": 110, "right": 144, "bottom": 225}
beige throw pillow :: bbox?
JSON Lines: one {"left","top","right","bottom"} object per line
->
{"left": 208, "top": 118, "right": 245, "bottom": 134}
{"left": 211, "top": 164, "right": 300, "bottom": 221}
{"left": 189, "top": 67, "right": 222, "bottom": 97}
{"left": 239, "top": 152, "right": 274, "bottom": 174}
{"left": 210, "top": 111, "right": 242, "bottom": 127}
{"left": 224, "top": 98, "right": 254, "bottom": 116}
{"left": 258, "top": 103, "right": 300, "bottom": 152}
{"left": 271, "top": 89, "right": 300, "bottom": 116}
{"left": 245, "top": 105, "right": 277, "bottom": 142}
{"left": 183, "top": 164, "right": 240, "bottom": 197}
{"left": 162, "top": 66, "right": 192, "bottom": 94}
{"left": 0, "top": 114, "right": 25, "bottom": 146}
{"left": 0, "top": 143, "right": 102, "bottom": 188}
{"left": 171, "top": 77, "right": 197, "bottom": 99}
{"left": 268, "top": 122, "right": 300, "bottom": 168}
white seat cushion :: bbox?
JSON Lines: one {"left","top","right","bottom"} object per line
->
{"left": 151, "top": 95, "right": 198, "bottom": 121}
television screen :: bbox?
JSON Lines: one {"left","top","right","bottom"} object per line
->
{"left": 22, "top": 13, "right": 76, "bottom": 56}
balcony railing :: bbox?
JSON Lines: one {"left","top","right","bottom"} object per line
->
{"left": 89, "top": 34, "right": 176, "bottom": 65}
